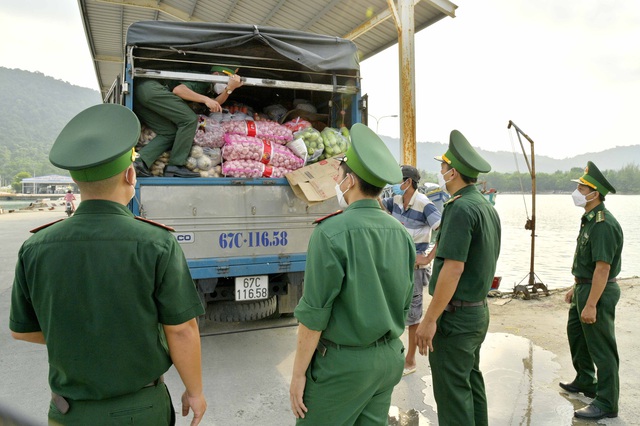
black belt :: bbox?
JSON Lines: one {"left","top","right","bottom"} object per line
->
{"left": 316, "top": 336, "right": 389, "bottom": 356}
{"left": 575, "top": 277, "right": 617, "bottom": 285}
{"left": 444, "top": 299, "right": 487, "bottom": 313}
{"left": 51, "top": 375, "right": 165, "bottom": 415}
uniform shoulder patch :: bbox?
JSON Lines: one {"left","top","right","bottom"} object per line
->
{"left": 135, "top": 216, "right": 175, "bottom": 231}
{"left": 30, "top": 219, "right": 65, "bottom": 233}
{"left": 596, "top": 210, "right": 605, "bottom": 223}
{"left": 444, "top": 195, "right": 462, "bottom": 206}
{"left": 314, "top": 210, "right": 343, "bottom": 224}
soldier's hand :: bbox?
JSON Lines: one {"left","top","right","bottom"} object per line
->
{"left": 415, "top": 319, "right": 436, "bottom": 355}
{"left": 181, "top": 390, "right": 207, "bottom": 426}
{"left": 581, "top": 305, "right": 597, "bottom": 325}
{"left": 290, "top": 373, "right": 308, "bottom": 419}
{"left": 228, "top": 74, "right": 243, "bottom": 90}
{"left": 204, "top": 98, "right": 222, "bottom": 113}
{"left": 564, "top": 287, "right": 574, "bottom": 304}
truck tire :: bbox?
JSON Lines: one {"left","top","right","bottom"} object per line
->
{"left": 209, "top": 296, "right": 277, "bottom": 322}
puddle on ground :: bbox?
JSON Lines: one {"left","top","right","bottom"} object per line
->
{"left": 392, "top": 332, "right": 592, "bottom": 425}
{"left": 388, "top": 405, "right": 431, "bottom": 425}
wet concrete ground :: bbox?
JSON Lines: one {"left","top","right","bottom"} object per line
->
{"left": 391, "top": 333, "right": 580, "bottom": 425}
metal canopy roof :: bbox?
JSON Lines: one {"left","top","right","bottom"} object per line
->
{"left": 78, "top": 0, "right": 457, "bottom": 98}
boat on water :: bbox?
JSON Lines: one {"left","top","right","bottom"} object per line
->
{"left": 477, "top": 181, "right": 497, "bottom": 205}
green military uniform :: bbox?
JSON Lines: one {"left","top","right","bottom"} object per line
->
{"left": 134, "top": 78, "right": 211, "bottom": 168}
{"left": 294, "top": 124, "right": 415, "bottom": 424}
{"left": 9, "top": 104, "right": 205, "bottom": 425}
{"left": 429, "top": 130, "right": 501, "bottom": 426}
{"left": 567, "top": 162, "right": 623, "bottom": 414}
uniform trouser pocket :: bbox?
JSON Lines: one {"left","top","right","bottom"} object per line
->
{"left": 48, "top": 383, "right": 172, "bottom": 426}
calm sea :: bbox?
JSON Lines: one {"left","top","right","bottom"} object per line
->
{"left": 493, "top": 194, "right": 639, "bottom": 290}
{"left": 0, "top": 200, "right": 32, "bottom": 210}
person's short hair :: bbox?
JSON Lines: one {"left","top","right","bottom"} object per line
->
{"left": 340, "top": 162, "right": 383, "bottom": 198}
{"left": 599, "top": 193, "right": 605, "bottom": 202}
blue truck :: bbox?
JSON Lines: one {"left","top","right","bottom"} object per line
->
{"left": 108, "top": 21, "right": 364, "bottom": 323}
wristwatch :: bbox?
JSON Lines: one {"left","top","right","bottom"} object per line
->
{"left": 225, "top": 87, "right": 233, "bottom": 95}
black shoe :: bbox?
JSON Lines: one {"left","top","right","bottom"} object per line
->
{"left": 164, "top": 165, "right": 200, "bottom": 178}
{"left": 574, "top": 404, "right": 617, "bottom": 420}
{"left": 134, "top": 159, "right": 152, "bottom": 177}
{"left": 559, "top": 381, "right": 596, "bottom": 398}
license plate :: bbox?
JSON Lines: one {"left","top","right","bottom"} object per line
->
{"left": 235, "top": 275, "right": 269, "bottom": 301}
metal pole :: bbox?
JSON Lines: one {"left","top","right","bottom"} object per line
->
{"left": 529, "top": 137, "right": 536, "bottom": 286}
{"left": 397, "top": 0, "right": 417, "bottom": 167}
{"left": 507, "top": 121, "right": 537, "bottom": 288}
{"left": 369, "top": 114, "right": 399, "bottom": 133}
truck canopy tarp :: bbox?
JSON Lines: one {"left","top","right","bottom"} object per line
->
{"left": 126, "top": 21, "right": 359, "bottom": 73}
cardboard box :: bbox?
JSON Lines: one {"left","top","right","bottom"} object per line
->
{"left": 286, "top": 157, "right": 340, "bottom": 204}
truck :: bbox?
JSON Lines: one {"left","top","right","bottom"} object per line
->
{"left": 107, "top": 21, "right": 364, "bottom": 324}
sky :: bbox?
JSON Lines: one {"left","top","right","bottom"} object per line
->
{"left": 1, "top": 0, "right": 639, "bottom": 160}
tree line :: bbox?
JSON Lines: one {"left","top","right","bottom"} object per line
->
{"left": 421, "top": 164, "right": 640, "bottom": 194}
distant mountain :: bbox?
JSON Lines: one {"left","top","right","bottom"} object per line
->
{"left": 0, "top": 67, "right": 101, "bottom": 181}
{"left": 1, "top": 67, "right": 637, "bottom": 182}
{"left": 379, "top": 136, "right": 640, "bottom": 174}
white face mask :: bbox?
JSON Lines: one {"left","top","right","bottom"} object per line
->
{"left": 335, "top": 175, "right": 351, "bottom": 209}
{"left": 213, "top": 83, "right": 227, "bottom": 95}
{"left": 437, "top": 168, "right": 453, "bottom": 194}
{"left": 572, "top": 188, "right": 596, "bottom": 207}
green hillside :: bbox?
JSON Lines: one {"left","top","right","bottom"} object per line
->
{"left": 0, "top": 67, "right": 101, "bottom": 185}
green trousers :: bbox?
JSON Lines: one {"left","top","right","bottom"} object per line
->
{"left": 567, "top": 282, "right": 620, "bottom": 412}
{"left": 48, "top": 382, "right": 173, "bottom": 425}
{"left": 298, "top": 337, "right": 404, "bottom": 425}
{"left": 133, "top": 79, "right": 198, "bottom": 167}
{"left": 429, "top": 304, "right": 490, "bottom": 426}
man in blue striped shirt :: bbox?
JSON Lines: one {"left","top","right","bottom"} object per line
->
{"left": 382, "top": 165, "right": 441, "bottom": 375}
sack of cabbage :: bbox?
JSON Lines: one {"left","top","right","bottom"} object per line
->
{"left": 318, "top": 127, "right": 350, "bottom": 161}
{"left": 294, "top": 126, "right": 350, "bottom": 164}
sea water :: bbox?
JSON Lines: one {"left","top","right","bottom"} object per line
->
{"left": 492, "top": 194, "right": 639, "bottom": 290}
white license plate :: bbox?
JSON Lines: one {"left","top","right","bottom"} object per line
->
{"left": 235, "top": 275, "right": 269, "bottom": 301}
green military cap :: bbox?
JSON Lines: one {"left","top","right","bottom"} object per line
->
{"left": 211, "top": 65, "right": 238, "bottom": 76}
{"left": 49, "top": 104, "right": 140, "bottom": 182}
{"left": 434, "top": 130, "right": 491, "bottom": 178}
{"left": 571, "top": 161, "right": 616, "bottom": 196}
{"left": 342, "top": 123, "right": 402, "bottom": 187}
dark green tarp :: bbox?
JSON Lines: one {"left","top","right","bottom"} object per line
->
{"left": 126, "top": 21, "right": 359, "bottom": 73}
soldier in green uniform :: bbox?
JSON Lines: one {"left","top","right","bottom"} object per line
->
{"left": 559, "top": 161, "right": 623, "bottom": 420}
{"left": 9, "top": 104, "right": 207, "bottom": 425}
{"left": 133, "top": 65, "right": 243, "bottom": 177}
{"left": 415, "top": 130, "right": 501, "bottom": 426}
{"left": 289, "top": 124, "right": 415, "bottom": 424}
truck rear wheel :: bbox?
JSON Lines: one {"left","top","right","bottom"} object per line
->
{"left": 209, "top": 296, "right": 277, "bottom": 322}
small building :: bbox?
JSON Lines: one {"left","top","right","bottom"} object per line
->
{"left": 21, "top": 175, "right": 77, "bottom": 195}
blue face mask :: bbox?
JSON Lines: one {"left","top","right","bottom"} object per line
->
{"left": 391, "top": 183, "right": 406, "bottom": 196}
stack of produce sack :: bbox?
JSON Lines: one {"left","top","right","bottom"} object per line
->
{"left": 221, "top": 134, "right": 304, "bottom": 178}
{"left": 136, "top": 125, "right": 168, "bottom": 176}
{"left": 137, "top": 104, "right": 346, "bottom": 177}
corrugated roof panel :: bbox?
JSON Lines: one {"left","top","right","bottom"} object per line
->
{"left": 79, "top": 0, "right": 456, "bottom": 96}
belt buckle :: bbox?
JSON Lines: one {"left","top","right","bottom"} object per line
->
{"left": 444, "top": 304, "right": 457, "bottom": 313}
